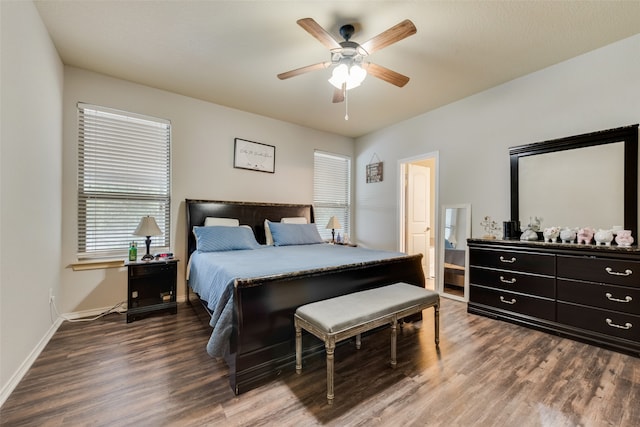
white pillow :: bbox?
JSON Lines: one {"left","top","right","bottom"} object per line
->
{"left": 281, "top": 217, "right": 308, "bottom": 224}
{"left": 204, "top": 217, "right": 239, "bottom": 227}
{"left": 264, "top": 219, "right": 274, "bottom": 245}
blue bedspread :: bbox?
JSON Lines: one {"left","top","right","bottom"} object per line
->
{"left": 188, "top": 244, "right": 407, "bottom": 357}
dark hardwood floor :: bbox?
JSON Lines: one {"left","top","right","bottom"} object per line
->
{"left": 2, "top": 298, "right": 639, "bottom": 426}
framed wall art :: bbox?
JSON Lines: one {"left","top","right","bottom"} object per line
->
{"left": 234, "top": 138, "right": 275, "bottom": 173}
{"left": 366, "top": 153, "right": 383, "bottom": 183}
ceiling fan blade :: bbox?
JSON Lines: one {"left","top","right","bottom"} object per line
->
{"left": 332, "top": 85, "right": 345, "bottom": 103}
{"left": 297, "top": 18, "right": 341, "bottom": 50}
{"left": 360, "top": 19, "right": 416, "bottom": 54}
{"left": 277, "top": 62, "right": 329, "bottom": 80}
{"left": 365, "top": 63, "right": 410, "bottom": 87}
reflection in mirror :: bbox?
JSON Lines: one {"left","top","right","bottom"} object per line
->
{"left": 439, "top": 204, "right": 471, "bottom": 301}
{"left": 519, "top": 142, "right": 624, "bottom": 229}
{"left": 511, "top": 125, "right": 638, "bottom": 238}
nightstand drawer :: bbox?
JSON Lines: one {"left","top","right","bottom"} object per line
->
{"left": 470, "top": 248, "right": 555, "bottom": 275}
{"left": 470, "top": 267, "right": 555, "bottom": 298}
{"left": 557, "top": 255, "right": 640, "bottom": 287}
{"left": 558, "top": 302, "right": 640, "bottom": 342}
{"left": 129, "top": 262, "right": 177, "bottom": 278}
{"left": 469, "top": 285, "right": 555, "bottom": 321}
{"left": 557, "top": 279, "right": 640, "bottom": 315}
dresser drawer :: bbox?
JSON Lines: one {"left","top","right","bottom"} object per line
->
{"left": 469, "top": 285, "right": 555, "bottom": 321}
{"left": 470, "top": 248, "right": 555, "bottom": 275}
{"left": 557, "top": 255, "right": 640, "bottom": 287}
{"left": 558, "top": 302, "right": 640, "bottom": 343}
{"left": 557, "top": 279, "right": 640, "bottom": 315}
{"left": 470, "top": 267, "right": 555, "bottom": 298}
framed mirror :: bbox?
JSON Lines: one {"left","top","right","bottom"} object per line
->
{"left": 510, "top": 125, "right": 638, "bottom": 238}
{"left": 439, "top": 204, "right": 471, "bottom": 301}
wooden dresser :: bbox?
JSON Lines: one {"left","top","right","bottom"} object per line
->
{"left": 468, "top": 238, "right": 640, "bottom": 356}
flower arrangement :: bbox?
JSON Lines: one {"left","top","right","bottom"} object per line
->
{"left": 480, "top": 216, "right": 501, "bottom": 239}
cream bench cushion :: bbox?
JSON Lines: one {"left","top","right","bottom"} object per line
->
{"left": 294, "top": 282, "right": 440, "bottom": 405}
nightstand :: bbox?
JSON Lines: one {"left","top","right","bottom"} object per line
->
{"left": 125, "top": 258, "right": 178, "bottom": 323}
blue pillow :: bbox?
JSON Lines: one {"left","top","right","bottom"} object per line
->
{"left": 267, "top": 221, "right": 324, "bottom": 246}
{"left": 193, "top": 226, "right": 260, "bottom": 252}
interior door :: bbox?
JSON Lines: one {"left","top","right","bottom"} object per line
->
{"left": 406, "top": 164, "right": 431, "bottom": 280}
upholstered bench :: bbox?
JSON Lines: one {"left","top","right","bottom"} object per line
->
{"left": 294, "top": 282, "right": 440, "bottom": 404}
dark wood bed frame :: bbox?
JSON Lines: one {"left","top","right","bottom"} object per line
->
{"left": 185, "top": 199, "right": 426, "bottom": 394}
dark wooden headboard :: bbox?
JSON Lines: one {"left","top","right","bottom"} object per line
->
{"left": 185, "top": 199, "right": 314, "bottom": 260}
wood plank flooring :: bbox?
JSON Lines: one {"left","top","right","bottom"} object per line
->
{"left": 2, "top": 298, "right": 639, "bottom": 426}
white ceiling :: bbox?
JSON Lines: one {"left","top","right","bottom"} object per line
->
{"left": 35, "top": 1, "right": 640, "bottom": 138}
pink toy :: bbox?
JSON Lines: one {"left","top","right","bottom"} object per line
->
{"left": 615, "top": 230, "right": 634, "bottom": 247}
{"left": 576, "top": 227, "right": 595, "bottom": 244}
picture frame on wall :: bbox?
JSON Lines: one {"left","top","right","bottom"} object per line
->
{"left": 234, "top": 138, "right": 275, "bottom": 173}
{"left": 366, "top": 161, "right": 383, "bottom": 183}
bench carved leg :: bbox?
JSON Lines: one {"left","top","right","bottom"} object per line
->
{"left": 434, "top": 303, "right": 440, "bottom": 346}
{"left": 326, "top": 337, "right": 336, "bottom": 405}
{"left": 390, "top": 317, "right": 397, "bottom": 368}
{"left": 295, "top": 322, "right": 302, "bottom": 374}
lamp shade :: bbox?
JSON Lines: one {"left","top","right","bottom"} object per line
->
{"left": 133, "top": 216, "right": 162, "bottom": 237}
{"left": 325, "top": 216, "right": 341, "bottom": 230}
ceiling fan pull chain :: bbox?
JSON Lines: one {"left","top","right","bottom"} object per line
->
{"left": 344, "top": 87, "right": 349, "bottom": 120}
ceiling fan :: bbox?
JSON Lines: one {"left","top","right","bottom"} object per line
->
{"left": 277, "top": 18, "right": 417, "bottom": 104}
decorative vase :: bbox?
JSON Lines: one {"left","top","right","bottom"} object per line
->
{"left": 615, "top": 230, "right": 634, "bottom": 247}
{"left": 594, "top": 229, "right": 614, "bottom": 246}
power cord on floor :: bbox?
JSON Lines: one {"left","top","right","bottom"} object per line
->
{"left": 50, "top": 297, "right": 127, "bottom": 323}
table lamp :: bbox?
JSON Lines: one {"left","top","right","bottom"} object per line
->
{"left": 134, "top": 216, "right": 162, "bottom": 261}
{"left": 325, "top": 216, "right": 341, "bottom": 243}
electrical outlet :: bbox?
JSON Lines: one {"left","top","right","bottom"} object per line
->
{"left": 49, "top": 288, "right": 54, "bottom": 303}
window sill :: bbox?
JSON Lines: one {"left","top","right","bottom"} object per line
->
{"left": 69, "top": 259, "right": 125, "bottom": 271}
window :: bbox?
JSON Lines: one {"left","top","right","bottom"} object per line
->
{"left": 77, "top": 103, "right": 171, "bottom": 259}
{"left": 313, "top": 151, "right": 351, "bottom": 241}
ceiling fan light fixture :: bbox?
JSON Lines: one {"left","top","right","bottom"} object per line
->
{"left": 328, "top": 63, "right": 367, "bottom": 90}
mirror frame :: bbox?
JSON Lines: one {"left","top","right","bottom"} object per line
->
{"left": 439, "top": 203, "right": 471, "bottom": 302}
{"left": 510, "top": 125, "right": 639, "bottom": 239}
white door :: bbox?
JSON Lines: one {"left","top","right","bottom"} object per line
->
{"left": 406, "top": 164, "right": 431, "bottom": 280}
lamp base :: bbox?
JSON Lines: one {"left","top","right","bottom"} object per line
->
{"left": 142, "top": 236, "right": 153, "bottom": 260}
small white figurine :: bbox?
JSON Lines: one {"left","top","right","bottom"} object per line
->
{"left": 559, "top": 227, "right": 577, "bottom": 244}
{"left": 520, "top": 216, "right": 542, "bottom": 241}
{"left": 594, "top": 229, "right": 614, "bottom": 246}
{"left": 543, "top": 226, "right": 560, "bottom": 243}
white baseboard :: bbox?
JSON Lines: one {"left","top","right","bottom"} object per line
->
{"left": 0, "top": 316, "right": 63, "bottom": 408}
{"left": 0, "top": 296, "right": 187, "bottom": 407}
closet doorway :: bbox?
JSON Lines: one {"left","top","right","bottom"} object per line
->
{"left": 399, "top": 153, "right": 438, "bottom": 291}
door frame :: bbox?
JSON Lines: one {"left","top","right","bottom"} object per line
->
{"left": 398, "top": 152, "right": 439, "bottom": 282}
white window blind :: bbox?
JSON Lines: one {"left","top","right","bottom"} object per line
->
{"left": 77, "top": 103, "right": 171, "bottom": 258}
{"left": 313, "top": 151, "right": 351, "bottom": 240}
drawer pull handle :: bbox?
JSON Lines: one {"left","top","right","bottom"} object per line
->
{"left": 605, "top": 318, "right": 632, "bottom": 330}
{"left": 499, "top": 296, "right": 516, "bottom": 305}
{"left": 605, "top": 293, "right": 633, "bottom": 303}
{"left": 605, "top": 267, "right": 632, "bottom": 277}
{"left": 499, "top": 276, "right": 516, "bottom": 284}
{"left": 499, "top": 256, "right": 516, "bottom": 263}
